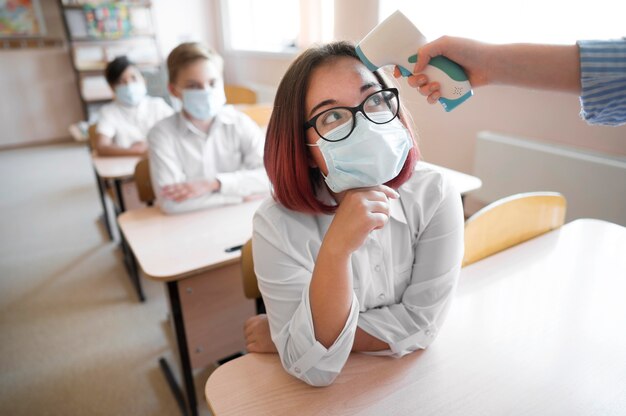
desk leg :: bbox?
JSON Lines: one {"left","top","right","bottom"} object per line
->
{"left": 113, "top": 178, "right": 146, "bottom": 302}
{"left": 93, "top": 168, "right": 113, "bottom": 241}
{"left": 119, "top": 235, "right": 145, "bottom": 302}
{"left": 161, "top": 280, "right": 198, "bottom": 416}
{"left": 113, "top": 178, "right": 126, "bottom": 214}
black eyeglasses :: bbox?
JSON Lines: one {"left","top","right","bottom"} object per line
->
{"left": 304, "top": 88, "right": 400, "bottom": 142}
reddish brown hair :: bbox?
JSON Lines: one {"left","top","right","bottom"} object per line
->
{"left": 264, "top": 41, "right": 420, "bottom": 214}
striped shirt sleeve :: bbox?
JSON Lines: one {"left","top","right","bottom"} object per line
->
{"left": 577, "top": 38, "right": 626, "bottom": 126}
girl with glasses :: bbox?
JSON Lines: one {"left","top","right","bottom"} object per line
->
{"left": 245, "top": 41, "right": 464, "bottom": 386}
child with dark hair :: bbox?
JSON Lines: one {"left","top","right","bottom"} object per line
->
{"left": 95, "top": 56, "right": 173, "bottom": 156}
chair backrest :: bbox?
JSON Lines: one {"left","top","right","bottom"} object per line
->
{"left": 463, "top": 192, "right": 567, "bottom": 267}
{"left": 241, "top": 239, "right": 265, "bottom": 314}
{"left": 224, "top": 85, "right": 257, "bottom": 104}
{"left": 88, "top": 124, "right": 98, "bottom": 152}
{"left": 238, "top": 104, "right": 273, "bottom": 128}
{"left": 134, "top": 158, "right": 155, "bottom": 205}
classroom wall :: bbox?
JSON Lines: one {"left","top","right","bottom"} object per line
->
{"left": 0, "top": 0, "right": 82, "bottom": 148}
{"left": 398, "top": 83, "right": 626, "bottom": 174}
{"left": 151, "top": 0, "right": 217, "bottom": 58}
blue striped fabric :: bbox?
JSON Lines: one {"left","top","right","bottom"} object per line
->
{"left": 578, "top": 38, "right": 626, "bottom": 126}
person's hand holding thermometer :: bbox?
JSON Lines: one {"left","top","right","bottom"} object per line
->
{"left": 356, "top": 10, "right": 473, "bottom": 112}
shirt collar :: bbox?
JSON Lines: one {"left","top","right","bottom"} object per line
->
{"left": 176, "top": 105, "right": 237, "bottom": 137}
{"left": 389, "top": 195, "right": 408, "bottom": 225}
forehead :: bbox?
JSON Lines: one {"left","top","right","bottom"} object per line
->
{"left": 178, "top": 59, "right": 222, "bottom": 81}
{"left": 306, "top": 57, "right": 379, "bottom": 110}
{"left": 120, "top": 65, "right": 140, "bottom": 78}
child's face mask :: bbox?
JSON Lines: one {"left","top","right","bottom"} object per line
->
{"left": 307, "top": 113, "right": 412, "bottom": 193}
{"left": 115, "top": 82, "right": 147, "bottom": 107}
{"left": 181, "top": 85, "right": 226, "bottom": 121}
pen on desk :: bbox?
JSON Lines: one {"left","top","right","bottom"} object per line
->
{"left": 224, "top": 244, "right": 244, "bottom": 253}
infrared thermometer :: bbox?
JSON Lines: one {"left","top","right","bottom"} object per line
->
{"left": 356, "top": 10, "right": 473, "bottom": 112}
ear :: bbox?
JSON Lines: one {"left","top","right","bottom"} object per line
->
{"left": 168, "top": 83, "right": 181, "bottom": 99}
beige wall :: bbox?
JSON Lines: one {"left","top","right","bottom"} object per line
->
{"left": 400, "top": 83, "right": 626, "bottom": 173}
{"left": 0, "top": 0, "right": 82, "bottom": 148}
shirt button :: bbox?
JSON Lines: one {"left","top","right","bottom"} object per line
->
{"left": 425, "top": 329, "right": 432, "bottom": 336}
{"left": 374, "top": 265, "right": 381, "bottom": 272}
{"left": 294, "top": 367, "right": 301, "bottom": 374}
{"left": 378, "top": 293, "right": 385, "bottom": 300}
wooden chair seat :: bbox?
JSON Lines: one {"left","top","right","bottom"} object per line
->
{"left": 225, "top": 85, "right": 257, "bottom": 105}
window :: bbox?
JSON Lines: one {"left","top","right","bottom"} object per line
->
{"left": 379, "top": 0, "right": 625, "bottom": 44}
{"left": 220, "top": 0, "right": 334, "bottom": 54}
{"left": 221, "top": 0, "right": 300, "bottom": 53}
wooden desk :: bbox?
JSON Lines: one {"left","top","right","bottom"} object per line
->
{"left": 118, "top": 199, "right": 263, "bottom": 416}
{"left": 91, "top": 154, "right": 144, "bottom": 301}
{"left": 91, "top": 154, "right": 140, "bottom": 213}
{"left": 205, "top": 219, "right": 626, "bottom": 416}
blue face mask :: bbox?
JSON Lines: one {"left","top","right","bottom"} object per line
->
{"left": 115, "top": 82, "right": 147, "bottom": 107}
{"left": 182, "top": 87, "right": 226, "bottom": 120}
{"left": 308, "top": 113, "right": 412, "bottom": 193}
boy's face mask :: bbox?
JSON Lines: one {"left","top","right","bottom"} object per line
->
{"left": 307, "top": 113, "right": 412, "bottom": 193}
{"left": 181, "top": 84, "right": 226, "bottom": 121}
{"left": 115, "top": 82, "right": 147, "bottom": 107}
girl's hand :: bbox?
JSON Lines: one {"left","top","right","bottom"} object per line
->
{"left": 161, "top": 179, "right": 219, "bottom": 202}
{"left": 244, "top": 314, "right": 277, "bottom": 353}
{"left": 325, "top": 185, "right": 400, "bottom": 255}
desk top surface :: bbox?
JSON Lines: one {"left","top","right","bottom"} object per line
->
{"left": 118, "top": 198, "right": 264, "bottom": 281}
{"left": 117, "top": 162, "right": 479, "bottom": 281}
{"left": 205, "top": 219, "right": 626, "bottom": 416}
{"left": 92, "top": 154, "right": 141, "bottom": 179}
{"left": 419, "top": 161, "right": 482, "bottom": 195}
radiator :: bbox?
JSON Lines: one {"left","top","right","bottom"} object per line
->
{"left": 473, "top": 131, "right": 626, "bottom": 226}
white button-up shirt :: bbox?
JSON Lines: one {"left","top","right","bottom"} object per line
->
{"left": 96, "top": 96, "right": 174, "bottom": 148}
{"left": 252, "top": 164, "right": 464, "bottom": 386}
{"left": 147, "top": 106, "right": 269, "bottom": 214}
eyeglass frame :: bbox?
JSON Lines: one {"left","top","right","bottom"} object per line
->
{"left": 303, "top": 87, "right": 400, "bottom": 142}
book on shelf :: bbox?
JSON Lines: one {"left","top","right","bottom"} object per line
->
{"left": 64, "top": 3, "right": 153, "bottom": 40}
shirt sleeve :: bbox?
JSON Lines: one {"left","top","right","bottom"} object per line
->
{"left": 216, "top": 113, "right": 270, "bottom": 197}
{"left": 155, "top": 98, "right": 175, "bottom": 121}
{"left": 147, "top": 121, "right": 242, "bottom": 215}
{"left": 253, "top": 205, "right": 360, "bottom": 387}
{"left": 577, "top": 38, "right": 626, "bottom": 126}
{"left": 357, "top": 176, "right": 464, "bottom": 357}
{"left": 95, "top": 106, "right": 116, "bottom": 138}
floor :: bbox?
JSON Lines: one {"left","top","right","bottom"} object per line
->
{"left": 0, "top": 143, "right": 213, "bottom": 416}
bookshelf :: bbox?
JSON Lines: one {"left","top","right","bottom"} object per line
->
{"left": 58, "top": 0, "right": 164, "bottom": 120}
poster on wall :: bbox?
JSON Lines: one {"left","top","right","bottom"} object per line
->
{"left": 0, "top": 0, "right": 47, "bottom": 38}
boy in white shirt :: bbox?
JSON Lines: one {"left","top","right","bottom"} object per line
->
{"left": 147, "top": 42, "right": 269, "bottom": 214}
{"left": 95, "top": 56, "right": 173, "bottom": 156}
